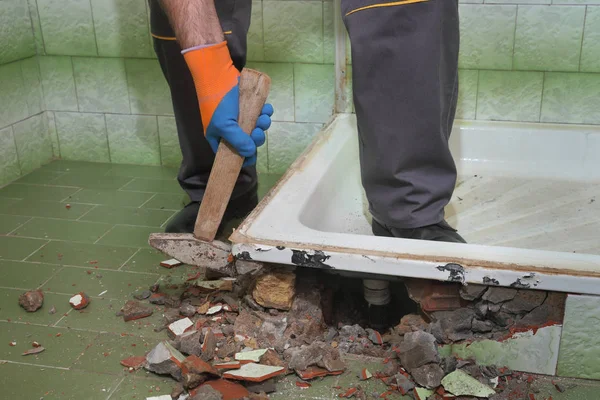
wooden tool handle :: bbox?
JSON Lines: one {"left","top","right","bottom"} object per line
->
{"left": 193, "top": 69, "right": 271, "bottom": 241}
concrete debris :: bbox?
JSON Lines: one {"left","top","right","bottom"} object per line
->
{"left": 189, "top": 385, "right": 223, "bottom": 400}
{"left": 160, "top": 258, "right": 183, "bottom": 268}
{"left": 472, "top": 319, "right": 494, "bottom": 333}
{"left": 482, "top": 287, "right": 518, "bottom": 304}
{"left": 394, "top": 314, "right": 428, "bottom": 336}
{"left": 222, "top": 362, "right": 285, "bottom": 382}
{"left": 196, "top": 379, "right": 249, "bottom": 399}
{"left": 48, "top": 305, "right": 56, "bottom": 314}
{"left": 171, "top": 383, "right": 185, "bottom": 399}
{"left": 259, "top": 349, "right": 287, "bottom": 369}
{"left": 252, "top": 270, "right": 296, "bottom": 310}
{"left": 246, "top": 380, "right": 277, "bottom": 394}
{"left": 201, "top": 329, "right": 217, "bottom": 362}
{"left": 398, "top": 331, "right": 439, "bottom": 370}
{"left": 405, "top": 279, "right": 462, "bottom": 312}
{"left": 440, "top": 356, "right": 458, "bottom": 375}
{"left": 180, "top": 303, "right": 197, "bottom": 318}
{"left": 122, "top": 300, "right": 153, "bottom": 322}
{"left": 244, "top": 295, "right": 265, "bottom": 311}
{"left": 339, "top": 324, "right": 366, "bottom": 340}
{"left": 181, "top": 355, "right": 220, "bottom": 389}
{"left": 178, "top": 330, "right": 203, "bottom": 357}
{"left": 395, "top": 373, "right": 415, "bottom": 395}
{"left": 441, "top": 369, "right": 496, "bottom": 398}
{"left": 22, "top": 346, "right": 45, "bottom": 356}
{"left": 196, "top": 279, "right": 234, "bottom": 292}
{"left": 501, "top": 290, "right": 546, "bottom": 314}
{"left": 145, "top": 341, "right": 186, "bottom": 380}
{"left": 460, "top": 284, "right": 488, "bottom": 301}
{"left": 430, "top": 308, "right": 475, "bottom": 343}
{"left": 18, "top": 290, "right": 44, "bottom": 312}
{"left": 69, "top": 292, "right": 90, "bottom": 310}
{"left": 133, "top": 290, "right": 152, "bottom": 300}
{"left": 168, "top": 318, "right": 194, "bottom": 338}
{"left": 235, "top": 259, "right": 264, "bottom": 276}
{"left": 234, "top": 348, "right": 268, "bottom": 363}
{"left": 410, "top": 363, "right": 445, "bottom": 389}
{"left": 149, "top": 293, "right": 168, "bottom": 305}
{"left": 120, "top": 355, "right": 147, "bottom": 370}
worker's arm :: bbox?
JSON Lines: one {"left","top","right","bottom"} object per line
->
{"left": 160, "top": 0, "right": 272, "bottom": 166}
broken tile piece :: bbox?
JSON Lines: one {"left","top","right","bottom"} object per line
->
{"left": 69, "top": 292, "right": 90, "bottom": 310}
{"left": 149, "top": 293, "right": 168, "bottom": 305}
{"left": 206, "top": 304, "right": 223, "bottom": 315}
{"left": 214, "top": 361, "right": 242, "bottom": 370}
{"left": 122, "top": 300, "right": 154, "bottom": 322}
{"left": 413, "top": 387, "right": 434, "bottom": 400}
{"left": 179, "top": 330, "right": 203, "bottom": 356}
{"left": 146, "top": 396, "right": 172, "bottom": 400}
{"left": 358, "top": 368, "right": 372, "bottom": 380}
{"left": 145, "top": 341, "right": 186, "bottom": 381}
{"left": 198, "top": 379, "right": 250, "bottom": 399}
{"left": 441, "top": 369, "right": 496, "bottom": 398}
{"left": 366, "top": 328, "right": 383, "bottom": 345}
{"left": 160, "top": 258, "right": 183, "bottom": 268}
{"left": 182, "top": 355, "right": 219, "bottom": 376}
{"left": 189, "top": 385, "right": 222, "bottom": 400}
{"left": 120, "top": 355, "right": 147, "bottom": 370}
{"left": 22, "top": 346, "right": 45, "bottom": 356}
{"left": 133, "top": 290, "right": 152, "bottom": 300}
{"left": 18, "top": 290, "right": 44, "bottom": 312}
{"left": 234, "top": 349, "right": 268, "bottom": 363}
{"left": 168, "top": 318, "right": 194, "bottom": 338}
{"left": 223, "top": 362, "right": 285, "bottom": 382}
{"left": 296, "top": 366, "right": 343, "bottom": 380}
{"left": 201, "top": 329, "right": 217, "bottom": 362}
{"left": 338, "top": 387, "right": 358, "bottom": 398}
{"left": 395, "top": 373, "right": 415, "bottom": 395}
{"left": 197, "top": 280, "right": 234, "bottom": 292}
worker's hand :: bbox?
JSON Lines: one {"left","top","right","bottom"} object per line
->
{"left": 183, "top": 42, "right": 273, "bottom": 167}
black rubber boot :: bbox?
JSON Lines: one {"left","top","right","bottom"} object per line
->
{"left": 371, "top": 219, "right": 466, "bottom": 243}
{"left": 165, "top": 188, "right": 259, "bottom": 234}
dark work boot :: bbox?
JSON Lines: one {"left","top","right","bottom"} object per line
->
{"left": 372, "top": 219, "right": 466, "bottom": 243}
{"left": 165, "top": 188, "right": 259, "bottom": 234}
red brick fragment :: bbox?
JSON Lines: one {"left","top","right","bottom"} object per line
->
{"left": 197, "top": 379, "right": 250, "bottom": 400}
{"left": 18, "top": 290, "right": 44, "bottom": 312}
{"left": 69, "top": 292, "right": 90, "bottom": 310}
{"left": 296, "top": 381, "right": 311, "bottom": 389}
{"left": 120, "top": 356, "right": 146, "bottom": 370}
{"left": 122, "top": 300, "right": 153, "bottom": 322}
{"left": 339, "top": 387, "right": 357, "bottom": 398}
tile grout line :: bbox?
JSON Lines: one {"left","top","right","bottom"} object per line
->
{"left": 118, "top": 248, "right": 142, "bottom": 271}
{"left": 105, "top": 376, "right": 126, "bottom": 400}
{"left": 21, "top": 240, "right": 51, "bottom": 262}
{"left": 5, "top": 216, "right": 33, "bottom": 236}
{"left": 60, "top": 187, "right": 83, "bottom": 202}
{"left": 137, "top": 193, "right": 157, "bottom": 209}
{"left": 36, "top": 266, "right": 66, "bottom": 290}
{"left": 76, "top": 204, "right": 99, "bottom": 221}
{"left": 159, "top": 211, "right": 178, "bottom": 228}
{"left": 116, "top": 178, "right": 136, "bottom": 191}
{"left": 0, "top": 360, "right": 70, "bottom": 371}
{"left": 93, "top": 225, "right": 116, "bottom": 245}
{"left": 51, "top": 308, "right": 74, "bottom": 328}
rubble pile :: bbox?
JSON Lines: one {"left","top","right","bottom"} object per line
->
{"left": 92, "top": 256, "right": 567, "bottom": 399}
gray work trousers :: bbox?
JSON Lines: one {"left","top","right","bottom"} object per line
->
{"left": 343, "top": 0, "right": 460, "bottom": 229}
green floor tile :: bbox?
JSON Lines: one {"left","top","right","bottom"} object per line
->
{"left": 15, "top": 169, "right": 65, "bottom": 184}
{"left": 0, "top": 214, "right": 31, "bottom": 234}
{"left": 97, "top": 225, "right": 160, "bottom": 248}
{"left": 50, "top": 173, "right": 133, "bottom": 190}
{"left": 55, "top": 297, "right": 164, "bottom": 338}
{"left": 106, "top": 164, "right": 179, "bottom": 180}
{"left": 0, "top": 197, "right": 20, "bottom": 208}
{"left": 27, "top": 241, "right": 138, "bottom": 269}
{"left": 141, "top": 193, "right": 186, "bottom": 210}
{"left": 0, "top": 321, "right": 98, "bottom": 368}
{"left": 530, "top": 376, "right": 600, "bottom": 399}
{"left": 0, "top": 184, "right": 80, "bottom": 201}
{"left": 336, "top": 355, "right": 408, "bottom": 399}
{"left": 120, "top": 248, "right": 197, "bottom": 277}
{"left": 120, "top": 178, "right": 182, "bottom": 194}
{"left": 72, "top": 332, "right": 156, "bottom": 374}
{"left": 271, "top": 374, "right": 337, "bottom": 400}
{"left": 44, "top": 160, "right": 114, "bottom": 172}
{"left": 79, "top": 205, "right": 175, "bottom": 227}
{"left": 109, "top": 375, "right": 175, "bottom": 399}
{"left": 0, "top": 236, "right": 48, "bottom": 261}
{"left": 4, "top": 199, "right": 94, "bottom": 219}
{"left": 41, "top": 267, "right": 159, "bottom": 299}
{"left": 0, "top": 363, "right": 121, "bottom": 400}
{"left": 12, "top": 218, "right": 112, "bottom": 243}
{"left": 0, "top": 260, "right": 60, "bottom": 289}
{"left": 0, "top": 288, "right": 72, "bottom": 326}
{"left": 64, "top": 188, "right": 154, "bottom": 207}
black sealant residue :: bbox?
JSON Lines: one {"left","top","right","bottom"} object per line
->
{"left": 436, "top": 263, "right": 465, "bottom": 283}
{"left": 510, "top": 278, "right": 531, "bottom": 289}
{"left": 482, "top": 276, "right": 500, "bottom": 285}
{"left": 276, "top": 246, "right": 286, "bottom": 250}
{"left": 236, "top": 251, "right": 253, "bottom": 261}
{"left": 291, "top": 250, "right": 333, "bottom": 269}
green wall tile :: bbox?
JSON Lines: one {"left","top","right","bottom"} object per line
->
{"left": 27, "top": 0, "right": 45, "bottom": 55}
{"left": 12, "top": 115, "right": 53, "bottom": 175}
{"left": 264, "top": 1, "right": 323, "bottom": 63}
{"left": 20, "top": 57, "right": 44, "bottom": 116}
{"left": 541, "top": 73, "right": 600, "bottom": 124}
{"left": 0, "top": 0, "right": 36, "bottom": 64}
{"left": 0, "top": 62, "right": 28, "bottom": 129}
{"left": 39, "top": 56, "right": 79, "bottom": 111}
{"left": 257, "top": 135, "right": 268, "bottom": 173}
{"left": 581, "top": 6, "right": 600, "bottom": 73}
{"left": 157, "top": 116, "right": 182, "bottom": 168}
{"left": 125, "top": 58, "right": 173, "bottom": 115}
{"left": 247, "top": 62, "right": 295, "bottom": 122}
{"left": 55, "top": 112, "right": 110, "bottom": 162}
{"left": 477, "top": 70, "right": 543, "bottom": 122}
{"left": 514, "top": 5, "right": 586, "bottom": 71}
{"left": 294, "top": 64, "right": 334, "bottom": 123}
{"left": 44, "top": 111, "right": 60, "bottom": 157}
{"left": 248, "top": 0, "right": 265, "bottom": 61}
{"left": 106, "top": 114, "right": 160, "bottom": 165}
{"left": 268, "top": 121, "right": 323, "bottom": 174}
{"left": 90, "top": 0, "right": 153, "bottom": 58}
{"left": 558, "top": 295, "right": 600, "bottom": 379}
{"left": 37, "top": 0, "right": 98, "bottom": 56}
{"left": 456, "top": 69, "right": 478, "bottom": 120}
{"left": 73, "top": 57, "right": 130, "bottom": 113}
{"left": 458, "top": 4, "right": 517, "bottom": 70}
{"left": 0, "top": 127, "right": 21, "bottom": 187}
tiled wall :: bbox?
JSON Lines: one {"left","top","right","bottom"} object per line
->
{"left": 1, "top": 0, "right": 600, "bottom": 186}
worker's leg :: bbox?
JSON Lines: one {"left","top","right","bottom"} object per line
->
{"left": 150, "top": 0, "right": 258, "bottom": 232}
{"left": 343, "top": 0, "right": 462, "bottom": 239}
